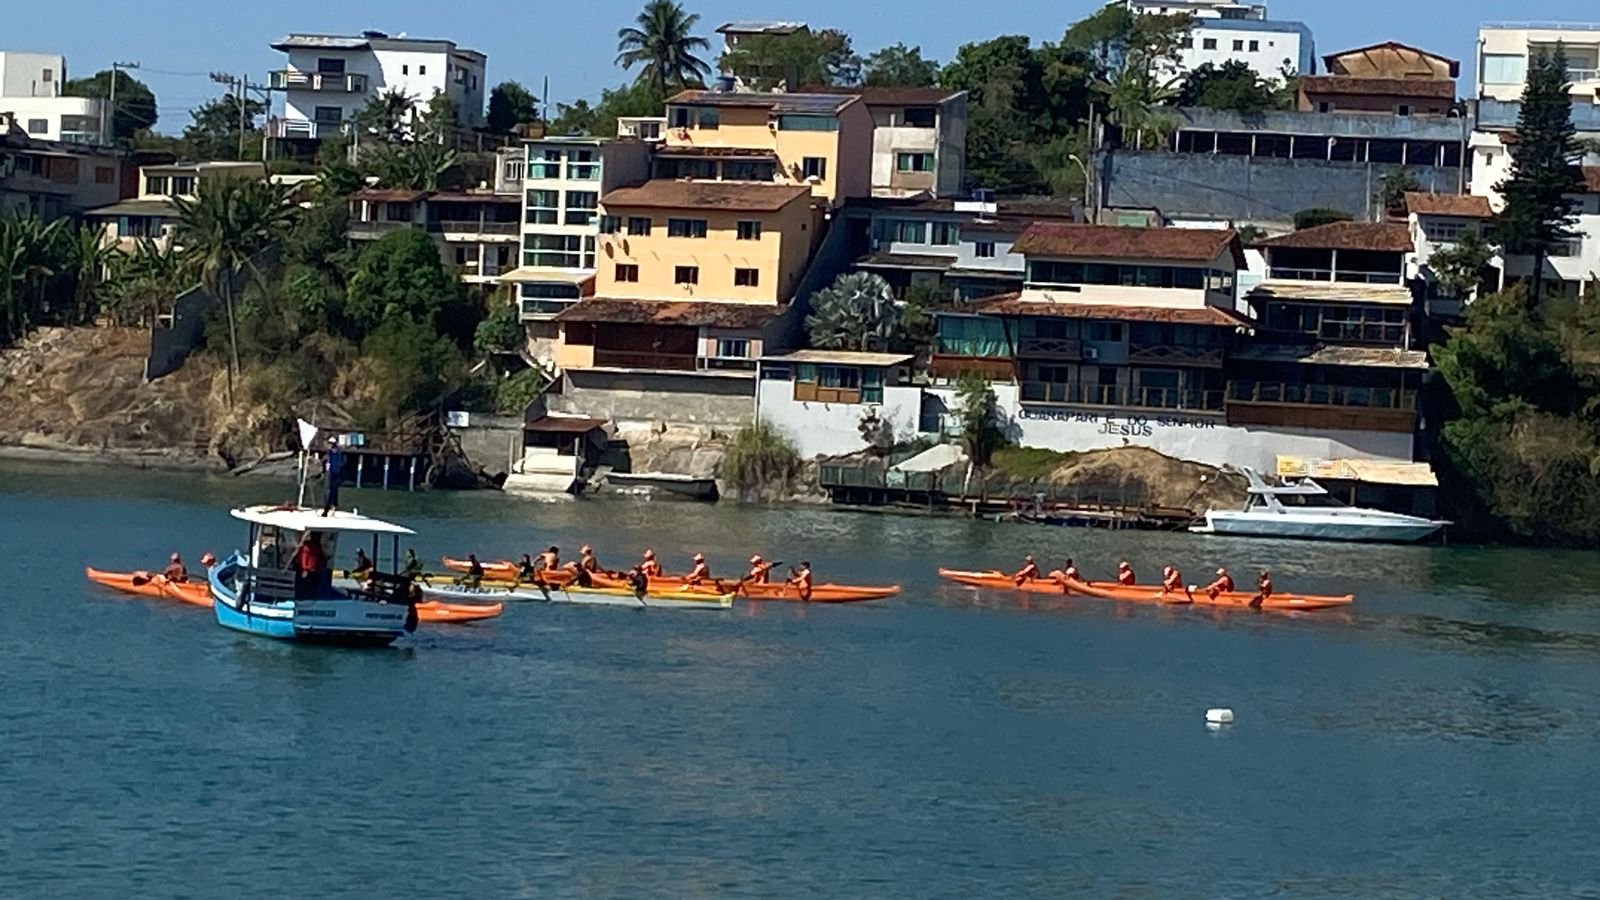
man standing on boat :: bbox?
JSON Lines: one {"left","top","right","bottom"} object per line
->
{"left": 320, "top": 436, "right": 344, "bottom": 516}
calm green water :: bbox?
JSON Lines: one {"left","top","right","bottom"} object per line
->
{"left": 3, "top": 460, "right": 1600, "bottom": 898}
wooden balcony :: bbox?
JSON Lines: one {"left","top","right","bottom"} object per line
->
{"left": 1225, "top": 380, "right": 1417, "bottom": 432}
{"left": 1128, "top": 343, "right": 1224, "bottom": 367}
{"left": 1015, "top": 336, "right": 1082, "bottom": 359}
{"left": 592, "top": 350, "right": 698, "bottom": 371}
{"left": 1020, "top": 381, "right": 1225, "bottom": 413}
{"left": 931, "top": 355, "right": 1013, "bottom": 381}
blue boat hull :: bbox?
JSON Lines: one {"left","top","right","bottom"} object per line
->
{"left": 210, "top": 555, "right": 410, "bottom": 647}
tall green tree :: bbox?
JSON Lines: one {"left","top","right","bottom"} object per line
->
{"left": 863, "top": 44, "right": 941, "bottom": 88}
{"left": 486, "top": 81, "right": 541, "bottom": 133}
{"left": 174, "top": 178, "right": 296, "bottom": 403}
{"left": 345, "top": 229, "right": 464, "bottom": 335}
{"left": 721, "top": 28, "right": 860, "bottom": 90}
{"left": 615, "top": 0, "right": 711, "bottom": 95}
{"left": 1493, "top": 45, "right": 1584, "bottom": 307}
{"left": 0, "top": 216, "right": 67, "bottom": 343}
{"left": 1177, "top": 61, "right": 1290, "bottom": 114}
{"left": 1375, "top": 167, "right": 1422, "bottom": 216}
{"left": 955, "top": 372, "right": 1008, "bottom": 473}
{"left": 1429, "top": 229, "right": 1496, "bottom": 300}
{"left": 354, "top": 88, "right": 416, "bottom": 142}
{"left": 63, "top": 69, "right": 158, "bottom": 141}
{"left": 183, "top": 92, "right": 267, "bottom": 161}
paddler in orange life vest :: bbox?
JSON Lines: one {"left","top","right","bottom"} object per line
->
{"left": 1117, "top": 560, "right": 1136, "bottom": 586}
{"left": 1250, "top": 569, "right": 1273, "bottom": 609}
{"left": 788, "top": 560, "right": 814, "bottom": 601}
{"left": 1161, "top": 565, "right": 1187, "bottom": 598}
{"left": 1050, "top": 557, "right": 1082, "bottom": 585}
{"left": 1012, "top": 555, "right": 1040, "bottom": 584}
{"left": 1204, "top": 567, "right": 1235, "bottom": 599}
{"left": 163, "top": 553, "right": 188, "bottom": 583}
{"left": 685, "top": 553, "right": 712, "bottom": 586}
{"left": 639, "top": 549, "right": 662, "bottom": 578}
{"left": 747, "top": 555, "right": 773, "bottom": 584}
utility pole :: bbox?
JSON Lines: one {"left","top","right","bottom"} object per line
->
{"left": 105, "top": 60, "right": 139, "bottom": 145}
{"left": 209, "top": 72, "right": 272, "bottom": 160}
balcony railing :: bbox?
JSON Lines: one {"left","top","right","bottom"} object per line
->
{"left": 1268, "top": 267, "right": 1405, "bottom": 284}
{"left": 700, "top": 357, "right": 758, "bottom": 372}
{"left": 349, "top": 220, "right": 414, "bottom": 237}
{"left": 1016, "top": 336, "right": 1083, "bottom": 358}
{"left": 593, "top": 350, "right": 697, "bottom": 371}
{"left": 1020, "top": 381, "right": 1225, "bottom": 412}
{"left": 430, "top": 221, "right": 521, "bottom": 237}
{"left": 270, "top": 70, "right": 369, "bottom": 93}
{"left": 267, "top": 118, "right": 342, "bottom": 139}
{"left": 1227, "top": 380, "right": 1416, "bottom": 410}
{"left": 520, "top": 298, "right": 577, "bottom": 320}
{"left": 1128, "top": 343, "right": 1225, "bottom": 366}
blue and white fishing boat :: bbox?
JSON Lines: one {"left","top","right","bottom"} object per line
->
{"left": 209, "top": 504, "right": 420, "bottom": 647}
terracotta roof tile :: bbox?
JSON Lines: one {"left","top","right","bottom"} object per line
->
{"left": 1403, "top": 192, "right": 1492, "bottom": 217}
{"left": 553, "top": 298, "right": 785, "bottom": 328}
{"left": 1298, "top": 75, "right": 1455, "bottom": 99}
{"left": 1321, "top": 41, "right": 1461, "bottom": 77}
{"left": 665, "top": 89, "right": 857, "bottom": 114}
{"left": 1257, "top": 221, "right": 1414, "bottom": 252}
{"left": 967, "top": 293, "right": 1252, "bottom": 327}
{"left": 1011, "top": 223, "right": 1244, "bottom": 265}
{"left": 600, "top": 180, "right": 812, "bottom": 212}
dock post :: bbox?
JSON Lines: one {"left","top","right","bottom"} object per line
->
{"left": 383, "top": 456, "right": 391, "bottom": 491}
{"left": 409, "top": 457, "right": 417, "bottom": 492}
{"left": 356, "top": 456, "right": 364, "bottom": 488}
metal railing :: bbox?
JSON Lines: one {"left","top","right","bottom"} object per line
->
{"left": 520, "top": 298, "right": 577, "bottom": 319}
{"left": 700, "top": 357, "right": 758, "bottom": 372}
{"left": 1227, "top": 380, "right": 1416, "bottom": 410}
{"left": 1268, "top": 267, "right": 1405, "bottom": 284}
{"left": 269, "top": 70, "right": 369, "bottom": 93}
{"left": 349, "top": 220, "right": 413, "bottom": 237}
{"left": 1020, "top": 381, "right": 1225, "bottom": 412}
{"left": 431, "top": 221, "right": 521, "bottom": 236}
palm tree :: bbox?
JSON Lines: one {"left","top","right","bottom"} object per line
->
{"left": 174, "top": 178, "right": 295, "bottom": 404}
{"left": 108, "top": 236, "right": 195, "bottom": 326}
{"left": 805, "top": 272, "right": 901, "bottom": 352}
{"left": 1095, "top": 66, "right": 1180, "bottom": 149}
{"left": 616, "top": 0, "right": 711, "bottom": 95}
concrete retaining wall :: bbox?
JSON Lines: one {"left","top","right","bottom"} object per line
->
{"left": 546, "top": 370, "right": 755, "bottom": 429}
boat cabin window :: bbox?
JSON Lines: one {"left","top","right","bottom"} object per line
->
{"left": 251, "top": 526, "right": 339, "bottom": 571}
{"left": 1269, "top": 492, "right": 1347, "bottom": 508}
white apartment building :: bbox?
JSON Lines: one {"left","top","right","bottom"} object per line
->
{"left": 267, "top": 31, "right": 486, "bottom": 141}
{"left": 508, "top": 136, "right": 651, "bottom": 332}
{"left": 1129, "top": 1, "right": 1315, "bottom": 77}
{"left": 1476, "top": 22, "right": 1600, "bottom": 103}
{"left": 0, "top": 51, "right": 104, "bottom": 144}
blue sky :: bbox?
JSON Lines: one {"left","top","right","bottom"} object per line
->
{"left": 5, "top": 0, "right": 1576, "bottom": 132}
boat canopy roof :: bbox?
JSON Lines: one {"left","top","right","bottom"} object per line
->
{"left": 1247, "top": 479, "right": 1329, "bottom": 496}
{"left": 230, "top": 505, "right": 415, "bottom": 536}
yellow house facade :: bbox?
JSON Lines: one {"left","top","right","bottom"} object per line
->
{"left": 551, "top": 180, "right": 816, "bottom": 375}
{"left": 661, "top": 90, "right": 873, "bottom": 205}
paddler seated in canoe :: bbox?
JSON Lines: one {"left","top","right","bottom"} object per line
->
{"left": 1012, "top": 555, "right": 1040, "bottom": 584}
{"left": 746, "top": 555, "right": 773, "bottom": 584}
{"left": 516, "top": 553, "right": 536, "bottom": 582}
{"left": 626, "top": 565, "right": 650, "bottom": 599}
{"left": 1160, "top": 565, "right": 1193, "bottom": 603}
{"left": 463, "top": 552, "right": 485, "bottom": 588}
{"left": 1047, "top": 558, "right": 1083, "bottom": 586}
{"left": 788, "top": 561, "right": 814, "bottom": 601}
{"left": 1204, "top": 567, "right": 1235, "bottom": 599}
{"left": 537, "top": 546, "right": 561, "bottom": 574}
{"left": 162, "top": 553, "right": 188, "bottom": 583}
{"left": 577, "top": 545, "right": 601, "bottom": 573}
{"left": 685, "top": 553, "right": 712, "bottom": 586}
{"left": 640, "top": 549, "right": 662, "bottom": 578}
{"left": 1249, "top": 569, "right": 1272, "bottom": 610}
{"left": 1117, "top": 560, "right": 1136, "bottom": 586}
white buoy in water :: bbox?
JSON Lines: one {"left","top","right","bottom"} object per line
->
{"left": 1205, "top": 708, "right": 1234, "bottom": 725}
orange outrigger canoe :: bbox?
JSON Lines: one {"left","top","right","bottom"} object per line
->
{"left": 442, "top": 556, "right": 578, "bottom": 586}
{"left": 90, "top": 567, "right": 504, "bottom": 624}
{"left": 937, "top": 568, "right": 1352, "bottom": 611}
{"left": 86, "top": 566, "right": 212, "bottom": 607}
{"left": 586, "top": 572, "right": 899, "bottom": 603}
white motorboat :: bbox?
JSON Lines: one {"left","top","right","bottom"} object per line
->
{"left": 1191, "top": 467, "right": 1446, "bottom": 543}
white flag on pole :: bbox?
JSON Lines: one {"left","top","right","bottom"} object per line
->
{"left": 297, "top": 419, "right": 319, "bottom": 451}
